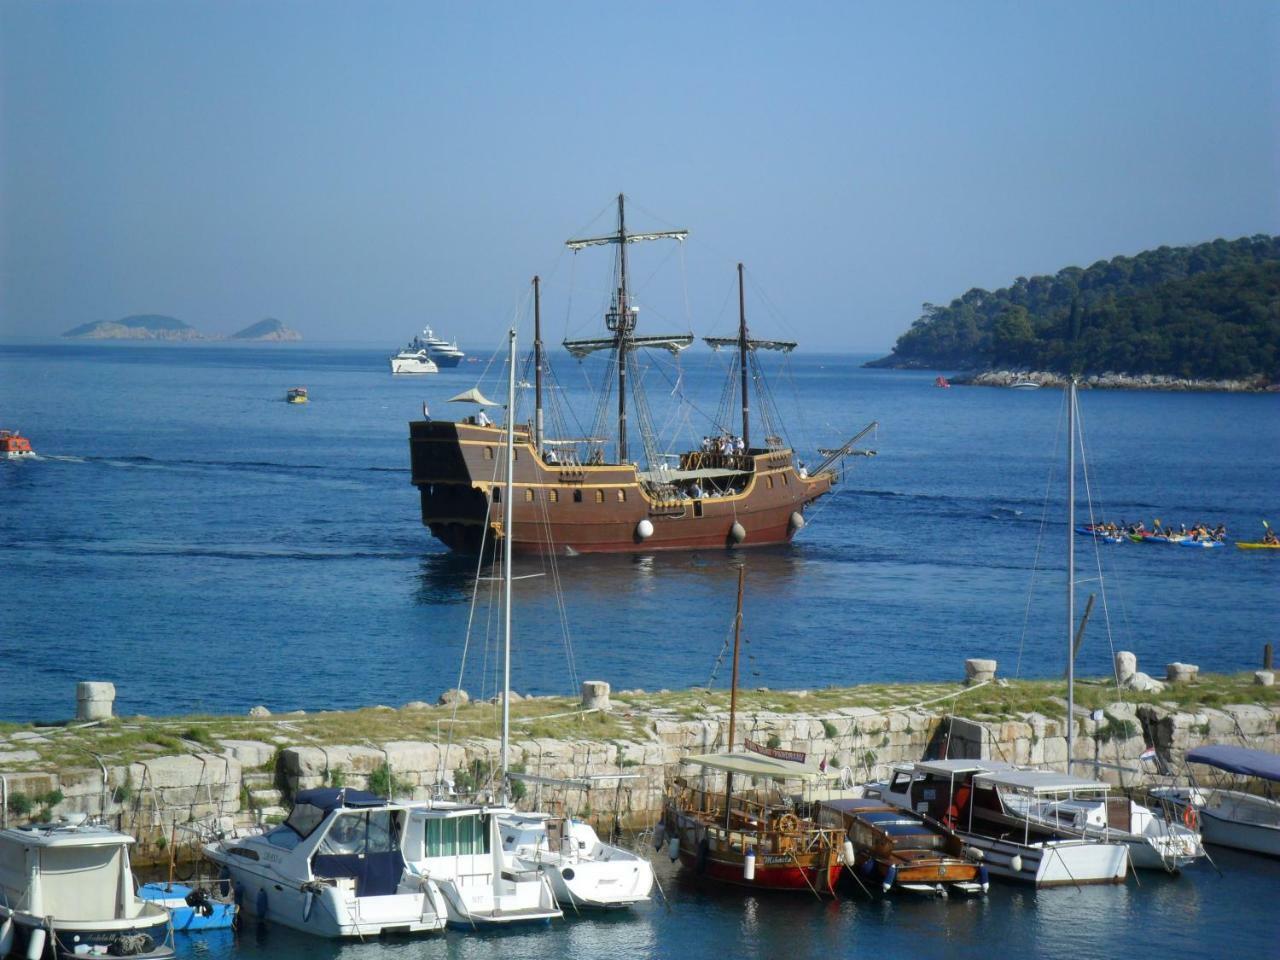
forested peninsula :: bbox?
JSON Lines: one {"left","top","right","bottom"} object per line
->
{"left": 868, "top": 235, "right": 1280, "bottom": 388}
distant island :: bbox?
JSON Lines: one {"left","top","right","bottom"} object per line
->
{"left": 62, "top": 314, "right": 302, "bottom": 342}
{"left": 867, "top": 235, "right": 1279, "bottom": 390}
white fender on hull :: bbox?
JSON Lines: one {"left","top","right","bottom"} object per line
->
{"left": 636, "top": 519, "right": 654, "bottom": 540}
{"left": 729, "top": 522, "right": 746, "bottom": 544}
{"left": 790, "top": 511, "right": 805, "bottom": 531}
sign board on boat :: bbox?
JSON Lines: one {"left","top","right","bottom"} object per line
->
{"left": 744, "top": 738, "right": 807, "bottom": 764}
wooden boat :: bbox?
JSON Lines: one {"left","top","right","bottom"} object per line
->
{"left": 408, "top": 195, "right": 875, "bottom": 555}
{"left": 1151, "top": 745, "right": 1280, "bottom": 857}
{"left": 816, "top": 797, "right": 988, "bottom": 895}
{"left": 659, "top": 568, "right": 845, "bottom": 893}
{"left": 286, "top": 386, "right": 308, "bottom": 404}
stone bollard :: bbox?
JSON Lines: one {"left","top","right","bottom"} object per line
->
{"left": 1166, "top": 662, "right": 1199, "bottom": 685}
{"left": 964, "top": 659, "right": 997, "bottom": 686}
{"left": 1255, "top": 671, "right": 1275, "bottom": 687}
{"left": 438, "top": 689, "right": 469, "bottom": 707}
{"left": 581, "top": 680, "right": 611, "bottom": 712}
{"left": 76, "top": 681, "right": 116, "bottom": 721}
{"left": 1115, "top": 651, "right": 1137, "bottom": 683}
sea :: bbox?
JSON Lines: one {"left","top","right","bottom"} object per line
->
{"left": 2, "top": 341, "right": 1279, "bottom": 958}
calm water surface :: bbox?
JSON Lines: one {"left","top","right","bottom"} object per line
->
{"left": 1, "top": 342, "right": 1278, "bottom": 720}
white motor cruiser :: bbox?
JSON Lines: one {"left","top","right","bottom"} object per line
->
{"left": 389, "top": 347, "right": 439, "bottom": 375}
{"left": 1151, "top": 745, "right": 1280, "bottom": 858}
{"left": 0, "top": 818, "right": 174, "bottom": 959}
{"left": 203, "top": 788, "right": 448, "bottom": 939}
{"left": 498, "top": 811, "right": 654, "bottom": 909}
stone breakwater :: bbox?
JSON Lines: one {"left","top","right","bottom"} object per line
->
{"left": 954, "top": 370, "right": 1274, "bottom": 392}
{"left": 1, "top": 676, "right": 1276, "bottom": 864}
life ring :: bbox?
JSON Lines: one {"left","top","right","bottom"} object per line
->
{"left": 1182, "top": 804, "right": 1199, "bottom": 831}
{"left": 776, "top": 813, "right": 801, "bottom": 835}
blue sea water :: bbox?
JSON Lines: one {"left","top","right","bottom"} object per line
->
{"left": 1, "top": 341, "right": 1278, "bottom": 722}
{"left": 3, "top": 341, "right": 1280, "bottom": 959}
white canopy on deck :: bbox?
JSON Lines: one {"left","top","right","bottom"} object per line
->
{"left": 683, "top": 751, "right": 829, "bottom": 782}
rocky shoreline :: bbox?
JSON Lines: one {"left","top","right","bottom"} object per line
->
{"left": 952, "top": 369, "right": 1275, "bottom": 392}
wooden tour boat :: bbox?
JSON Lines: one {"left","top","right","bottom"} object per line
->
{"left": 286, "top": 386, "right": 308, "bottom": 404}
{"left": 659, "top": 568, "right": 848, "bottom": 894}
{"left": 409, "top": 194, "right": 875, "bottom": 555}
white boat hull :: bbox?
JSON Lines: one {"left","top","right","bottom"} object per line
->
{"left": 957, "top": 833, "right": 1128, "bottom": 886}
{"left": 1152, "top": 788, "right": 1280, "bottom": 857}
{"left": 390, "top": 354, "right": 439, "bottom": 375}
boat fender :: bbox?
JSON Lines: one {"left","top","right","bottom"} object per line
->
{"left": 24, "top": 927, "right": 45, "bottom": 960}
{"left": 302, "top": 888, "right": 314, "bottom": 923}
{"left": 668, "top": 836, "right": 680, "bottom": 862}
{"left": 0, "top": 918, "right": 13, "bottom": 956}
{"left": 255, "top": 888, "right": 269, "bottom": 919}
{"left": 882, "top": 864, "right": 897, "bottom": 893}
{"left": 964, "top": 846, "right": 984, "bottom": 861}
{"left": 842, "top": 840, "right": 856, "bottom": 868}
{"left": 729, "top": 522, "right": 746, "bottom": 545}
{"left": 1008, "top": 855, "right": 1023, "bottom": 875}
{"left": 653, "top": 822, "right": 665, "bottom": 850}
{"left": 789, "top": 511, "right": 805, "bottom": 531}
{"left": 977, "top": 864, "right": 989, "bottom": 893}
{"left": 743, "top": 848, "right": 756, "bottom": 881}
{"left": 696, "top": 836, "right": 710, "bottom": 874}
{"left": 858, "top": 856, "right": 874, "bottom": 879}
{"left": 636, "top": 519, "right": 654, "bottom": 541}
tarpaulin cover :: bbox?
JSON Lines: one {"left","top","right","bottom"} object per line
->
{"left": 1186, "top": 745, "right": 1280, "bottom": 782}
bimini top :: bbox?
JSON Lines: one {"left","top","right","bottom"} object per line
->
{"left": 1187, "top": 745, "right": 1280, "bottom": 782}
{"left": 293, "top": 788, "right": 388, "bottom": 811}
{"left": 972, "top": 769, "right": 1108, "bottom": 795}
{"left": 911, "top": 758, "right": 1016, "bottom": 778}
{"left": 683, "top": 751, "right": 828, "bottom": 782}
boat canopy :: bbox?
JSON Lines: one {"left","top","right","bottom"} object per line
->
{"left": 912, "top": 758, "right": 1014, "bottom": 778}
{"left": 684, "top": 751, "right": 828, "bottom": 782}
{"left": 448, "top": 387, "right": 500, "bottom": 406}
{"left": 1187, "top": 745, "right": 1280, "bottom": 782}
{"left": 972, "top": 770, "right": 1108, "bottom": 795}
{"left": 293, "top": 788, "right": 389, "bottom": 811}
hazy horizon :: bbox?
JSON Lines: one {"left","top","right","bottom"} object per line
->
{"left": 2, "top": 1, "right": 1277, "bottom": 352}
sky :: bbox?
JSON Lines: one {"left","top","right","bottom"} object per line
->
{"left": 1, "top": 1, "right": 1277, "bottom": 351}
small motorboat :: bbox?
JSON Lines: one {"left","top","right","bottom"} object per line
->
{"left": 137, "top": 881, "right": 236, "bottom": 931}
{"left": 1150, "top": 745, "right": 1280, "bottom": 857}
{"left": 1009, "top": 380, "right": 1041, "bottom": 390}
{"left": 934, "top": 376, "right": 951, "bottom": 388}
{"left": 0, "top": 818, "right": 175, "bottom": 959}
{"left": 286, "top": 387, "right": 309, "bottom": 404}
{"left": 817, "top": 797, "right": 988, "bottom": 896}
{"left": 1, "top": 429, "right": 35, "bottom": 459}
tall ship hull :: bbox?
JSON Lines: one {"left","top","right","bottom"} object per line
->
{"left": 409, "top": 420, "right": 831, "bottom": 555}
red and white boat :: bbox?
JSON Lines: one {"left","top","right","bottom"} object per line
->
{"left": 0, "top": 429, "right": 34, "bottom": 459}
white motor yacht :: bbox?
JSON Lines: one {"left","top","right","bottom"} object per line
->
{"left": 402, "top": 803, "right": 561, "bottom": 927}
{"left": 1150, "top": 745, "right": 1280, "bottom": 857}
{"left": 390, "top": 348, "right": 439, "bottom": 375}
{"left": 203, "top": 788, "right": 448, "bottom": 939}
{"left": 498, "top": 811, "right": 654, "bottom": 909}
{"left": 0, "top": 818, "right": 174, "bottom": 959}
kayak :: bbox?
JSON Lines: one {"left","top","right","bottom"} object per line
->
{"left": 1076, "top": 526, "right": 1124, "bottom": 542}
{"left": 1236, "top": 542, "right": 1280, "bottom": 550}
{"left": 1178, "top": 538, "right": 1224, "bottom": 549}
{"left": 1129, "top": 533, "right": 1175, "bottom": 544}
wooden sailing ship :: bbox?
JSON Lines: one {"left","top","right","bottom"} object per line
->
{"left": 658, "top": 568, "right": 846, "bottom": 893}
{"left": 408, "top": 194, "right": 873, "bottom": 555}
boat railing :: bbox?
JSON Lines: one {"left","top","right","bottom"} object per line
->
{"left": 679, "top": 452, "right": 755, "bottom": 473}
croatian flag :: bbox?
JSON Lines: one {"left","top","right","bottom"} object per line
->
{"left": 1139, "top": 747, "right": 1157, "bottom": 762}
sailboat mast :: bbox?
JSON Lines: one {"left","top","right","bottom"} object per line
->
{"left": 724, "top": 564, "right": 745, "bottom": 832}
{"left": 737, "top": 263, "right": 750, "bottom": 449}
{"left": 501, "top": 327, "right": 516, "bottom": 798}
{"left": 616, "top": 193, "right": 630, "bottom": 463}
{"left": 1066, "top": 379, "right": 1076, "bottom": 769}
{"left": 533, "top": 276, "right": 543, "bottom": 453}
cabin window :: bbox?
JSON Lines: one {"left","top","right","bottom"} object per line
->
{"left": 422, "top": 815, "right": 491, "bottom": 858}
{"left": 889, "top": 772, "right": 914, "bottom": 794}
{"left": 549, "top": 489, "right": 559, "bottom": 503}
{"left": 484, "top": 447, "right": 493, "bottom": 460}
{"left": 616, "top": 489, "right": 626, "bottom": 502}
{"left": 594, "top": 489, "right": 604, "bottom": 503}
{"left": 492, "top": 488, "right": 501, "bottom": 503}
{"left": 693, "top": 500, "right": 704, "bottom": 518}
{"left": 766, "top": 476, "right": 774, "bottom": 489}
{"left": 524, "top": 489, "right": 534, "bottom": 502}
{"left": 782, "top": 474, "right": 789, "bottom": 485}
{"left": 573, "top": 489, "right": 583, "bottom": 503}
{"left": 284, "top": 802, "right": 327, "bottom": 839}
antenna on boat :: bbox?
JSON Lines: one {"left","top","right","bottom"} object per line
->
{"left": 533, "top": 276, "right": 543, "bottom": 453}
{"left": 723, "top": 564, "right": 745, "bottom": 832}
{"left": 501, "top": 326, "right": 517, "bottom": 802}
{"left": 738, "top": 263, "right": 750, "bottom": 450}
{"left": 1066, "top": 378, "right": 1077, "bottom": 770}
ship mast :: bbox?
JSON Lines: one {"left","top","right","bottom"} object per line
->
{"left": 737, "top": 263, "right": 750, "bottom": 450}
{"left": 533, "top": 276, "right": 543, "bottom": 453}
{"left": 1066, "top": 379, "right": 1076, "bottom": 770}
{"left": 501, "top": 327, "right": 516, "bottom": 800}
{"left": 723, "top": 564, "right": 745, "bottom": 831}
{"left": 615, "top": 195, "right": 631, "bottom": 462}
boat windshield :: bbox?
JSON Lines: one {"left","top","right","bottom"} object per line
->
{"left": 283, "top": 801, "right": 328, "bottom": 839}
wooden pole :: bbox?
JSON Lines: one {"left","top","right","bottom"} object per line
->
{"left": 724, "top": 565, "right": 745, "bottom": 832}
{"left": 533, "top": 276, "right": 543, "bottom": 453}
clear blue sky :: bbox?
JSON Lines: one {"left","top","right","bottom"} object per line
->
{"left": 1, "top": 1, "right": 1277, "bottom": 350}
